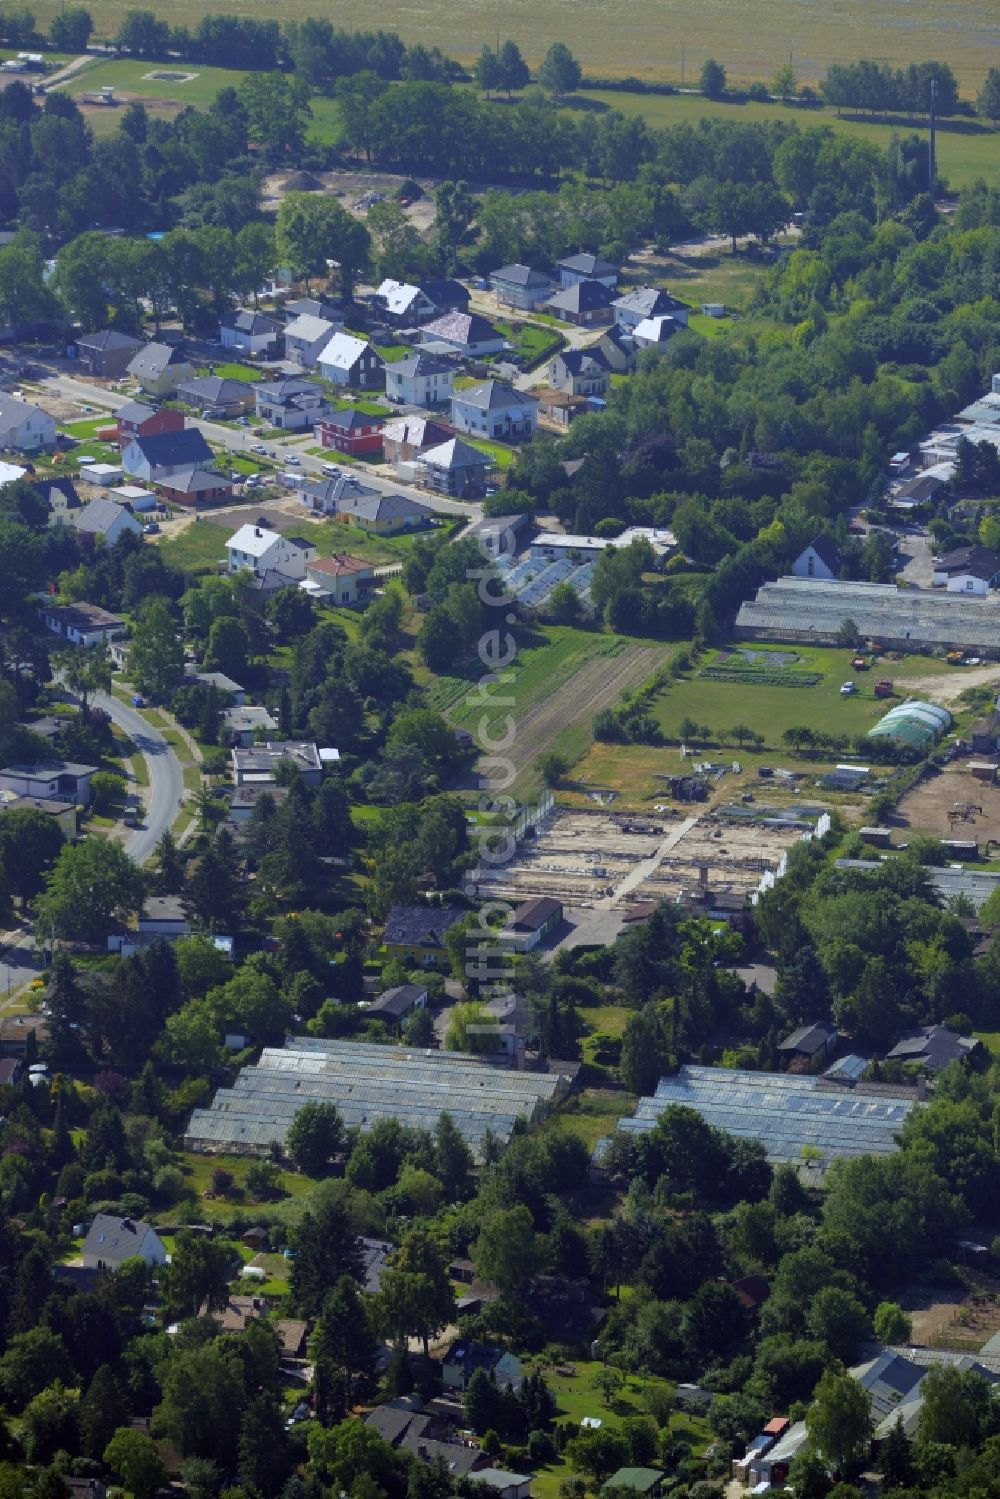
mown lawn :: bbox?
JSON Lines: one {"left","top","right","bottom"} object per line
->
{"left": 60, "top": 416, "right": 117, "bottom": 439}
{"left": 210, "top": 361, "right": 264, "bottom": 383}
{"left": 308, "top": 517, "right": 433, "bottom": 563}
{"left": 155, "top": 519, "right": 230, "bottom": 573}
{"left": 464, "top": 436, "right": 517, "bottom": 468}
{"left": 544, "top": 1088, "right": 636, "bottom": 1151}
{"left": 176, "top": 1151, "right": 316, "bottom": 1222}
{"left": 56, "top": 56, "right": 251, "bottom": 107}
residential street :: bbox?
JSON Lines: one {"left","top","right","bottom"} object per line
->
{"left": 92, "top": 690, "right": 185, "bottom": 866}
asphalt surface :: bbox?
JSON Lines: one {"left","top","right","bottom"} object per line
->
{"left": 93, "top": 690, "right": 185, "bottom": 866}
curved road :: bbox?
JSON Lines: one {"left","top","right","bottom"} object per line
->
{"left": 94, "top": 691, "right": 185, "bottom": 865}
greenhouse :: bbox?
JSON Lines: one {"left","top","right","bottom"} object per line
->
{"left": 185, "top": 1037, "right": 571, "bottom": 1159}
{"left": 867, "top": 699, "right": 952, "bottom": 747}
{"left": 736, "top": 576, "right": 1000, "bottom": 653}
{"left": 618, "top": 1065, "right": 918, "bottom": 1167}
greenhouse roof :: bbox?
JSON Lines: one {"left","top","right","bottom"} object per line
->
{"left": 868, "top": 699, "right": 952, "bottom": 745}
{"left": 736, "top": 576, "right": 1000, "bottom": 651}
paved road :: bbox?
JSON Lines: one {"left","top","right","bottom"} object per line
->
{"left": 0, "top": 922, "right": 45, "bottom": 999}
{"left": 896, "top": 528, "right": 934, "bottom": 589}
{"left": 93, "top": 690, "right": 185, "bottom": 865}
{"left": 41, "top": 372, "right": 483, "bottom": 519}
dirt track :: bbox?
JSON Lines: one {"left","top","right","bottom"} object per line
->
{"left": 902, "top": 664, "right": 1000, "bottom": 705}
{"left": 504, "top": 645, "right": 661, "bottom": 778}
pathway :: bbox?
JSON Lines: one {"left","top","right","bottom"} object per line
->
{"left": 600, "top": 815, "right": 699, "bottom": 907}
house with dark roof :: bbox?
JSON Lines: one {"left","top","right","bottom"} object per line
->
{"left": 884, "top": 1024, "right": 983, "bottom": 1073}
{"left": 417, "top": 437, "right": 490, "bottom": 498}
{"left": 547, "top": 348, "right": 611, "bottom": 398}
{"left": 115, "top": 400, "right": 184, "bottom": 447}
{"left": 385, "top": 351, "right": 455, "bottom": 408}
{"left": 220, "top": 309, "right": 282, "bottom": 357}
{"left": 127, "top": 341, "right": 195, "bottom": 396}
{"left": 231, "top": 740, "right": 324, "bottom": 789}
{"left": 451, "top": 380, "right": 538, "bottom": 440}
{"left": 317, "top": 332, "right": 385, "bottom": 390}
{"left": 596, "top": 323, "right": 636, "bottom": 373}
{"left": 383, "top": 905, "right": 466, "bottom": 969}
{"left": 420, "top": 278, "right": 471, "bottom": 316}
{"left": 500, "top": 897, "right": 563, "bottom": 952}
{"left": 40, "top": 601, "right": 125, "bottom": 647}
{"left": 360, "top": 1236, "right": 395, "bottom": 1293}
{"left": 545, "top": 278, "right": 616, "bottom": 326}
{"left": 420, "top": 312, "right": 508, "bottom": 358}
{"left": 34, "top": 475, "right": 80, "bottom": 526}
{"left": 381, "top": 415, "right": 453, "bottom": 465}
{"left": 301, "top": 475, "right": 433, "bottom": 535}
{"left": 556, "top": 252, "right": 619, "bottom": 289}
{"left": 776, "top": 1021, "right": 838, "bottom": 1068}
{"left": 314, "top": 408, "right": 384, "bottom": 456}
{"left": 176, "top": 375, "right": 255, "bottom": 417}
{"left": 75, "top": 329, "right": 145, "bottom": 378}
{"left": 122, "top": 427, "right": 213, "bottom": 481}
{"left": 489, "top": 263, "right": 553, "bottom": 310}
{"left": 792, "top": 535, "right": 842, "bottom": 581}
{"left": 932, "top": 545, "right": 1000, "bottom": 595}
{"left": 82, "top": 1214, "right": 166, "bottom": 1270}
{"left": 155, "top": 467, "right": 237, "bottom": 506}
{"left": 441, "top": 1340, "right": 522, "bottom": 1392}
{"left": 0, "top": 758, "right": 97, "bottom": 806}
{"left": 601, "top": 1470, "right": 664, "bottom": 1498}
{"left": 367, "top": 982, "right": 428, "bottom": 1030}
{"left": 70, "top": 497, "right": 142, "bottom": 545}
{"left": 255, "top": 376, "right": 330, "bottom": 431}
{"left": 612, "top": 286, "right": 689, "bottom": 329}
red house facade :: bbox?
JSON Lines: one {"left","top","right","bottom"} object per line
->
{"left": 116, "top": 401, "right": 185, "bottom": 448}
{"left": 315, "top": 408, "right": 383, "bottom": 457}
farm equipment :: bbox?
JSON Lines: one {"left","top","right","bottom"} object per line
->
{"left": 851, "top": 656, "right": 869, "bottom": 671}
{"left": 946, "top": 651, "right": 965, "bottom": 665}
{"left": 949, "top": 802, "right": 983, "bottom": 823}
{"left": 874, "top": 679, "right": 894, "bottom": 698}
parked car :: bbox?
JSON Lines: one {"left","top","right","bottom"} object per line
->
{"left": 284, "top": 454, "right": 301, "bottom": 465}
{"left": 250, "top": 443, "right": 267, "bottom": 454}
{"left": 322, "top": 463, "right": 340, "bottom": 477}
{"left": 840, "top": 681, "right": 856, "bottom": 695}
{"left": 143, "top": 521, "right": 159, "bottom": 534}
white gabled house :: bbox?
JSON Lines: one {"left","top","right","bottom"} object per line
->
{"left": 0, "top": 393, "right": 56, "bottom": 451}
{"left": 226, "top": 523, "right": 316, "bottom": 581}
{"left": 317, "top": 332, "right": 385, "bottom": 389}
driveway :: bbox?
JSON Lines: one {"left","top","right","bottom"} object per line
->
{"left": 92, "top": 691, "right": 185, "bottom": 865}
{"left": 896, "top": 528, "right": 935, "bottom": 588}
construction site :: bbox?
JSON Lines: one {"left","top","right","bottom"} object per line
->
{"left": 474, "top": 805, "right": 826, "bottom": 910}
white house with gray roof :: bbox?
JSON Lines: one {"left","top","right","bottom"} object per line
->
{"left": 284, "top": 314, "right": 341, "bottom": 368}
{"left": 451, "top": 380, "right": 538, "bottom": 440}
{"left": 82, "top": 1214, "right": 166, "bottom": 1270}
{"left": 220, "top": 309, "right": 282, "bottom": 357}
{"left": 555, "top": 252, "right": 619, "bottom": 288}
{"left": 317, "top": 332, "right": 384, "bottom": 389}
{"left": 612, "top": 287, "right": 689, "bottom": 330}
{"left": 70, "top": 497, "right": 142, "bottom": 545}
{"left": 255, "top": 376, "right": 330, "bottom": 431}
{"left": 385, "top": 351, "right": 454, "bottom": 408}
{"left": 0, "top": 393, "right": 56, "bottom": 451}
{"left": 226, "top": 523, "right": 316, "bottom": 580}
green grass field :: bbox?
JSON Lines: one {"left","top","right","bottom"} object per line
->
{"left": 308, "top": 516, "right": 434, "bottom": 563}
{"left": 60, "top": 55, "right": 250, "bottom": 105}
{"left": 155, "top": 519, "right": 230, "bottom": 572}
{"left": 209, "top": 361, "right": 264, "bottom": 383}
{"left": 464, "top": 436, "right": 516, "bottom": 468}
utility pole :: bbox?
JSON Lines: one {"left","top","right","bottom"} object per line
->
{"left": 929, "top": 76, "right": 937, "bottom": 194}
{"left": 680, "top": 44, "right": 685, "bottom": 87}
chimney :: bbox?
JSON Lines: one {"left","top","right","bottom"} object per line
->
{"left": 254, "top": 527, "right": 262, "bottom": 537}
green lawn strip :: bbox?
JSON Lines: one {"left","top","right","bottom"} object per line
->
{"left": 54, "top": 56, "right": 251, "bottom": 106}
{"left": 464, "top": 437, "right": 516, "bottom": 468}
{"left": 303, "top": 445, "right": 363, "bottom": 465}
{"left": 975, "top": 1031, "right": 1000, "bottom": 1057}
{"left": 332, "top": 397, "right": 389, "bottom": 416}
{"left": 60, "top": 416, "right": 118, "bottom": 438}
{"left": 155, "top": 520, "right": 231, "bottom": 573}
{"left": 308, "top": 517, "right": 425, "bottom": 563}
{"left": 208, "top": 361, "right": 264, "bottom": 383}
{"left": 182, "top": 765, "right": 202, "bottom": 794}
{"left": 130, "top": 753, "right": 150, "bottom": 789}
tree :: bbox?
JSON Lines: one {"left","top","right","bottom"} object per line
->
{"left": 80, "top": 1365, "right": 129, "bottom": 1460}
{"left": 497, "top": 39, "right": 530, "bottom": 96}
{"left": 36, "top": 837, "right": 144, "bottom": 944}
{"left": 537, "top": 42, "right": 581, "bottom": 97}
{"left": 205, "top": 615, "right": 250, "bottom": 679}
{"left": 548, "top": 581, "right": 582, "bottom": 623}
{"left": 473, "top": 44, "right": 500, "bottom": 97}
{"left": 772, "top": 62, "right": 797, "bottom": 101}
{"left": 57, "top": 644, "right": 112, "bottom": 712}
{"left": 475, "top": 1205, "right": 541, "bottom": 1296}
{"left": 873, "top": 1301, "right": 912, "bottom": 1345}
{"left": 620, "top": 1008, "right": 669, "bottom": 1096}
{"left": 104, "top": 1429, "right": 167, "bottom": 1499}
{"left": 445, "top": 1002, "right": 501, "bottom": 1055}
{"left": 290, "top": 1195, "right": 364, "bottom": 1318}
{"left": 162, "top": 1231, "right": 232, "bottom": 1320}
{"left": 128, "top": 597, "right": 183, "bottom": 701}
{"left": 50, "top": 5, "right": 92, "bottom": 47}
{"left": 20, "top": 1383, "right": 79, "bottom": 1463}
{"left": 267, "top": 585, "right": 314, "bottom": 643}
{"left": 538, "top": 751, "right": 569, "bottom": 787}
{"left": 806, "top": 1367, "right": 872, "bottom": 1471}
{"left": 0, "top": 806, "right": 64, "bottom": 902}
{"left": 700, "top": 59, "right": 727, "bottom": 98}
{"left": 238, "top": 72, "right": 312, "bottom": 161}
{"left": 275, "top": 192, "right": 370, "bottom": 295}
{"left": 286, "top": 1101, "right": 345, "bottom": 1176}
{"left": 376, "top": 1229, "right": 455, "bottom": 1357}
{"left": 917, "top": 1364, "right": 993, "bottom": 1449}
{"left": 976, "top": 67, "right": 1000, "bottom": 125}
{"left": 311, "top": 1276, "right": 379, "bottom": 1421}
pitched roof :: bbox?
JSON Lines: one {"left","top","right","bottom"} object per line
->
{"left": 222, "top": 309, "right": 281, "bottom": 336}
{"left": 554, "top": 348, "right": 611, "bottom": 377}
{"left": 491, "top": 263, "right": 551, "bottom": 288}
{"left": 422, "top": 311, "right": 503, "bottom": 346}
{"left": 307, "top": 552, "right": 374, "bottom": 578}
{"left": 420, "top": 437, "right": 489, "bottom": 470}
{"left": 368, "top": 983, "right": 427, "bottom": 1019}
{"left": 127, "top": 428, "right": 213, "bottom": 466}
{"left": 373, "top": 278, "right": 424, "bottom": 316}
{"left": 420, "top": 278, "right": 470, "bottom": 307}
{"left": 319, "top": 331, "right": 381, "bottom": 371}
{"left": 613, "top": 286, "right": 686, "bottom": 316}
{"left": 547, "top": 279, "right": 616, "bottom": 314}
{"left": 285, "top": 313, "right": 338, "bottom": 344}
{"left": 257, "top": 376, "right": 316, "bottom": 401}
{"left": 360, "top": 1235, "right": 394, "bottom": 1292}
{"left": 127, "top": 341, "right": 189, "bottom": 378}
{"left": 392, "top": 351, "right": 455, "bottom": 379}
{"left": 884, "top": 1024, "right": 979, "bottom": 1070}
{"left": 851, "top": 1350, "right": 926, "bottom": 1417}
{"left": 777, "top": 1021, "right": 838, "bottom": 1055}
{"left": 510, "top": 897, "right": 562, "bottom": 930}
{"left": 176, "top": 375, "right": 254, "bottom": 405}
{"left": 380, "top": 415, "right": 452, "bottom": 449}
{"left": 82, "top": 1213, "right": 158, "bottom": 1265}
{"left": 159, "top": 466, "right": 235, "bottom": 495}
{"left": 76, "top": 328, "right": 143, "bottom": 353}
{"left": 557, "top": 252, "right": 618, "bottom": 277}
{"left": 456, "top": 379, "right": 537, "bottom": 411}
{"left": 41, "top": 601, "right": 123, "bottom": 630}
{"left": 320, "top": 406, "right": 384, "bottom": 432}
{"left": 228, "top": 523, "right": 283, "bottom": 556}
{"left": 804, "top": 533, "right": 843, "bottom": 572}
{"left": 0, "top": 392, "right": 47, "bottom": 426}
{"left": 632, "top": 315, "right": 680, "bottom": 342}
{"left": 72, "top": 497, "right": 140, "bottom": 535}
{"left": 115, "top": 400, "right": 157, "bottom": 424}
{"left": 936, "top": 544, "right": 1000, "bottom": 579}
{"left": 338, "top": 490, "right": 433, "bottom": 524}
{"left": 32, "top": 475, "right": 79, "bottom": 511}
{"left": 384, "top": 904, "right": 465, "bottom": 947}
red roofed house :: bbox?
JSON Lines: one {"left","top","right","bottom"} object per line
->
{"left": 315, "top": 408, "right": 384, "bottom": 457}
{"left": 304, "top": 553, "right": 377, "bottom": 606}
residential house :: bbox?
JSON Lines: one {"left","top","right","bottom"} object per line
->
{"left": 545, "top": 279, "right": 615, "bottom": 326}
{"left": 0, "top": 1057, "right": 22, "bottom": 1087}
{"left": 255, "top": 376, "right": 330, "bottom": 431}
{"left": 556, "top": 252, "right": 619, "bottom": 288}
{"left": 380, "top": 415, "right": 453, "bottom": 465}
{"left": 40, "top": 601, "right": 125, "bottom": 647}
{"left": 317, "top": 332, "right": 385, "bottom": 390}
{"left": 156, "top": 467, "right": 236, "bottom": 506}
{"left": 223, "top": 704, "right": 278, "bottom": 748}
{"left": 471, "top": 1473, "right": 532, "bottom": 1499}
{"left": 303, "top": 553, "right": 377, "bottom": 606}
{"left": 441, "top": 1341, "right": 522, "bottom": 1392}
{"left": 893, "top": 470, "right": 952, "bottom": 506}
{"left": 70, "top": 497, "right": 142, "bottom": 545}
{"left": 137, "top": 896, "right": 189, "bottom": 940}
{"left": 0, "top": 759, "right": 96, "bottom": 806}
{"left": 746, "top": 1422, "right": 809, "bottom": 1488}
{"left": 115, "top": 400, "right": 185, "bottom": 447}
{"left": 230, "top": 740, "right": 325, "bottom": 789}
{"left": 0, "top": 1014, "right": 50, "bottom": 1059}
{"left": 451, "top": 380, "right": 538, "bottom": 440}
{"left": 420, "top": 311, "right": 507, "bottom": 358}
{"left": 122, "top": 427, "right": 214, "bottom": 481}
{"left": 220, "top": 309, "right": 282, "bottom": 357}
{"left": 314, "top": 408, "right": 384, "bottom": 456}
{"left": 536, "top": 388, "right": 589, "bottom": 427}
{"left": 284, "top": 314, "right": 341, "bottom": 369}
{"left": 420, "top": 278, "right": 471, "bottom": 316}
{"left": 34, "top": 476, "right": 80, "bottom": 526}
{"left": 546, "top": 348, "right": 610, "bottom": 398}
{"left": 127, "top": 342, "right": 194, "bottom": 396}
{"left": 418, "top": 437, "right": 490, "bottom": 498}
{"left": 283, "top": 296, "right": 344, "bottom": 324}
{"left": 933, "top": 545, "right": 1000, "bottom": 594}
{"left": 385, "top": 352, "right": 454, "bottom": 408}
{"left": 226, "top": 524, "right": 316, "bottom": 580}
{"left": 360, "top": 1236, "right": 394, "bottom": 1293}
{"left": 850, "top": 1350, "right": 926, "bottom": 1421}
{"left": 298, "top": 471, "right": 378, "bottom": 516}
{"left": 499, "top": 897, "right": 563, "bottom": 952}
{"left": 81, "top": 1214, "right": 167, "bottom": 1271}
{"left": 0, "top": 393, "right": 56, "bottom": 451}
{"left": 612, "top": 286, "right": 689, "bottom": 329}
{"left": 227, "top": 783, "right": 287, "bottom": 834}
{"left": 631, "top": 314, "right": 681, "bottom": 352}
{"left": 0, "top": 792, "right": 78, "bottom": 839}
{"left": 176, "top": 375, "right": 255, "bottom": 417}
{"left": 383, "top": 905, "right": 466, "bottom": 970}
{"left": 188, "top": 669, "right": 245, "bottom": 703}
{"left": 791, "top": 535, "right": 842, "bottom": 581}
{"left": 489, "top": 263, "right": 552, "bottom": 310}
{"left": 367, "top": 982, "right": 429, "bottom": 1031}
{"left": 364, "top": 1405, "right": 485, "bottom": 1475}
{"left": 370, "top": 278, "right": 437, "bottom": 326}
{"left": 884, "top": 1024, "right": 984, "bottom": 1072}
{"left": 596, "top": 323, "right": 636, "bottom": 373}
{"left": 299, "top": 475, "right": 432, "bottom": 534}
{"left": 74, "top": 329, "right": 143, "bottom": 378}
{"left": 601, "top": 1472, "right": 663, "bottom": 1499}
{"left": 776, "top": 1021, "right": 839, "bottom": 1069}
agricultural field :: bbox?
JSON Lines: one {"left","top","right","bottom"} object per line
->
{"left": 40, "top": 0, "right": 1000, "bottom": 91}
